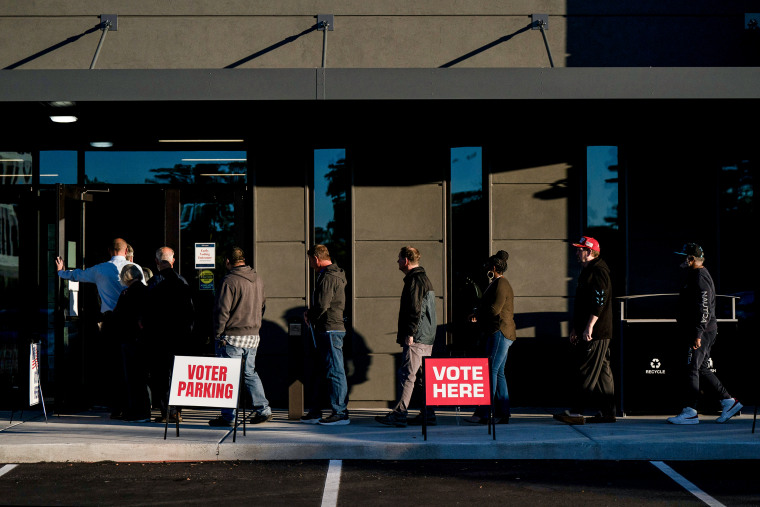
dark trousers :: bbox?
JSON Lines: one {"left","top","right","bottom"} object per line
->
{"left": 684, "top": 329, "right": 729, "bottom": 409}
{"left": 572, "top": 338, "right": 616, "bottom": 417}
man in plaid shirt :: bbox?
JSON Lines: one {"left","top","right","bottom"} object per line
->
{"left": 208, "top": 246, "right": 272, "bottom": 427}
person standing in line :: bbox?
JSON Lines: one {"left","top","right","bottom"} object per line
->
{"left": 554, "top": 236, "right": 616, "bottom": 425}
{"left": 111, "top": 263, "right": 151, "bottom": 422}
{"left": 208, "top": 247, "right": 272, "bottom": 427}
{"left": 464, "top": 250, "right": 516, "bottom": 425}
{"left": 144, "top": 246, "right": 194, "bottom": 424}
{"left": 376, "top": 246, "right": 437, "bottom": 428}
{"left": 55, "top": 237, "right": 144, "bottom": 417}
{"left": 126, "top": 243, "right": 148, "bottom": 285}
{"left": 55, "top": 238, "right": 138, "bottom": 315}
{"left": 667, "top": 243, "right": 743, "bottom": 424}
{"left": 301, "top": 244, "right": 350, "bottom": 426}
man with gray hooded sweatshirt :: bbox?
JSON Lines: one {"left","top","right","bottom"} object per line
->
{"left": 208, "top": 246, "right": 272, "bottom": 427}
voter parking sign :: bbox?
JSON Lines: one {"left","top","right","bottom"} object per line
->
{"left": 423, "top": 357, "right": 494, "bottom": 440}
{"left": 170, "top": 356, "right": 241, "bottom": 408}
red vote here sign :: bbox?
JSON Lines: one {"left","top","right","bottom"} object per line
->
{"left": 424, "top": 357, "right": 491, "bottom": 406}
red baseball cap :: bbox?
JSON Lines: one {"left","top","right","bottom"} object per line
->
{"left": 572, "top": 236, "right": 600, "bottom": 252}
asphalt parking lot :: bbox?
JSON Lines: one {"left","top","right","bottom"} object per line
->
{"left": 2, "top": 460, "right": 758, "bottom": 506}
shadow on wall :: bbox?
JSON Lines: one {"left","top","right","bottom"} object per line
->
{"left": 225, "top": 23, "right": 320, "bottom": 69}
{"left": 257, "top": 306, "right": 372, "bottom": 410}
{"left": 4, "top": 24, "right": 102, "bottom": 69}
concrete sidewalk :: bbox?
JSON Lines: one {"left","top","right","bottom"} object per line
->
{"left": 1, "top": 407, "right": 757, "bottom": 463}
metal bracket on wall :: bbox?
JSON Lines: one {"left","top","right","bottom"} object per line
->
{"left": 317, "top": 14, "right": 334, "bottom": 68}
{"left": 100, "top": 14, "right": 118, "bottom": 31}
{"left": 531, "top": 14, "right": 554, "bottom": 68}
{"left": 317, "top": 14, "right": 334, "bottom": 31}
{"left": 90, "top": 14, "right": 118, "bottom": 69}
{"left": 531, "top": 14, "right": 548, "bottom": 30}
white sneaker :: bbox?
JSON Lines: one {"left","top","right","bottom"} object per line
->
{"left": 716, "top": 398, "right": 743, "bottom": 423}
{"left": 667, "top": 407, "right": 699, "bottom": 425}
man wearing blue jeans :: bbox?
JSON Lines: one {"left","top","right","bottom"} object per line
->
{"left": 302, "top": 244, "right": 350, "bottom": 426}
{"left": 209, "top": 247, "right": 272, "bottom": 427}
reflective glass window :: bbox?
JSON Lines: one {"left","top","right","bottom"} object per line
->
{"left": 586, "top": 146, "right": 619, "bottom": 230}
{"left": 0, "top": 202, "right": 20, "bottom": 388}
{"left": 313, "top": 149, "right": 349, "bottom": 265}
{"left": 85, "top": 151, "right": 247, "bottom": 184}
{"left": 450, "top": 147, "right": 486, "bottom": 355}
{"left": 0, "top": 152, "right": 32, "bottom": 185}
{"left": 39, "top": 151, "right": 77, "bottom": 184}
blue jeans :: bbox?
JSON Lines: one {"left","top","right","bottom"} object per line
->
{"left": 216, "top": 342, "right": 270, "bottom": 422}
{"left": 310, "top": 330, "right": 348, "bottom": 416}
{"left": 476, "top": 330, "right": 513, "bottom": 419}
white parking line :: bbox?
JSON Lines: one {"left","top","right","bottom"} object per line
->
{"left": 650, "top": 461, "right": 725, "bottom": 507}
{"left": 0, "top": 464, "right": 18, "bottom": 478}
{"left": 321, "top": 460, "right": 342, "bottom": 507}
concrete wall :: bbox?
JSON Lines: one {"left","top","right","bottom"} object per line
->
{"left": 2, "top": 2, "right": 758, "bottom": 70}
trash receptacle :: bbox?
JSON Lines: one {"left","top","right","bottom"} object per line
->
{"left": 617, "top": 294, "right": 740, "bottom": 416}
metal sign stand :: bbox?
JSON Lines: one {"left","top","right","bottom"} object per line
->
{"left": 164, "top": 356, "right": 247, "bottom": 441}
{"left": 421, "top": 357, "right": 494, "bottom": 441}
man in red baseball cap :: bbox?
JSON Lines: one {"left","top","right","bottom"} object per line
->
{"left": 554, "top": 236, "right": 616, "bottom": 425}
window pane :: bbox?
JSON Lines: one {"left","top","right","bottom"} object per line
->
{"left": 40, "top": 151, "right": 77, "bottom": 184}
{"left": 314, "top": 149, "right": 348, "bottom": 265}
{"left": 0, "top": 152, "right": 32, "bottom": 185}
{"left": 450, "top": 147, "right": 485, "bottom": 355}
{"left": 85, "top": 151, "right": 247, "bottom": 184}
{"left": 0, "top": 202, "right": 20, "bottom": 390}
{"left": 586, "top": 146, "right": 619, "bottom": 229}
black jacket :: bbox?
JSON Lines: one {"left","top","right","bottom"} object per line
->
{"left": 307, "top": 263, "right": 347, "bottom": 333}
{"left": 572, "top": 257, "right": 613, "bottom": 340}
{"left": 677, "top": 266, "right": 717, "bottom": 340}
{"left": 397, "top": 266, "right": 437, "bottom": 345}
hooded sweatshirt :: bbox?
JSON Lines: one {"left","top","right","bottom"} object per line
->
{"left": 307, "top": 263, "right": 347, "bottom": 333}
{"left": 214, "top": 265, "right": 266, "bottom": 348}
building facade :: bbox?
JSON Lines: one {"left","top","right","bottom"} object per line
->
{"left": 1, "top": 2, "right": 757, "bottom": 412}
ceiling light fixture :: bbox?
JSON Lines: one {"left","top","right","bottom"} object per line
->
{"left": 50, "top": 115, "right": 78, "bottom": 123}
{"left": 90, "top": 142, "right": 114, "bottom": 148}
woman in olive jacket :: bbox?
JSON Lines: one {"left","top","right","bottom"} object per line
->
{"left": 464, "top": 250, "right": 516, "bottom": 424}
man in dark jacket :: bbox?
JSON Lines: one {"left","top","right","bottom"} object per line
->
{"left": 301, "top": 244, "right": 350, "bottom": 426}
{"left": 376, "top": 246, "right": 437, "bottom": 427}
{"left": 667, "top": 243, "right": 742, "bottom": 424}
{"left": 144, "top": 246, "right": 194, "bottom": 424}
{"left": 554, "top": 236, "right": 616, "bottom": 425}
{"left": 208, "top": 246, "right": 272, "bottom": 427}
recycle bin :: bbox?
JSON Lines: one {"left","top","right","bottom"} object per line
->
{"left": 617, "top": 294, "right": 740, "bottom": 416}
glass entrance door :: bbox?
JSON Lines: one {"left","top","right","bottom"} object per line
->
{"left": 51, "top": 182, "right": 248, "bottom": 410}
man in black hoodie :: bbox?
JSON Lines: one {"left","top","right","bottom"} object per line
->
{"left": 667, "top": 243, "right": 742, "bottom": 425}
{"left": 208, "top": 246, "right": 271, "bottom": 427}
{"left": 302, "top": 244, "right": 350, "bottom": 426}
{"left": 554, "top": 236, "right": 616, "bottom": 425}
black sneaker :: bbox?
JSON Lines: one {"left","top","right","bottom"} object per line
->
{"left": 407, "top": 412, "right": 436, "bottom": 426}
{"left": 208, "top": 417, "right": 233, "bottom": 427}
{"left": 300, "top": 412, "right": 322, "bottom": 424}
{"left": 375, "top": 411, "right": 407, "bottom": 427}
{"left": 318, "top": 413, "right": 350, "bottom": 426}
{"left": 250, "top": 412, "right": 274, "bottom": 424}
